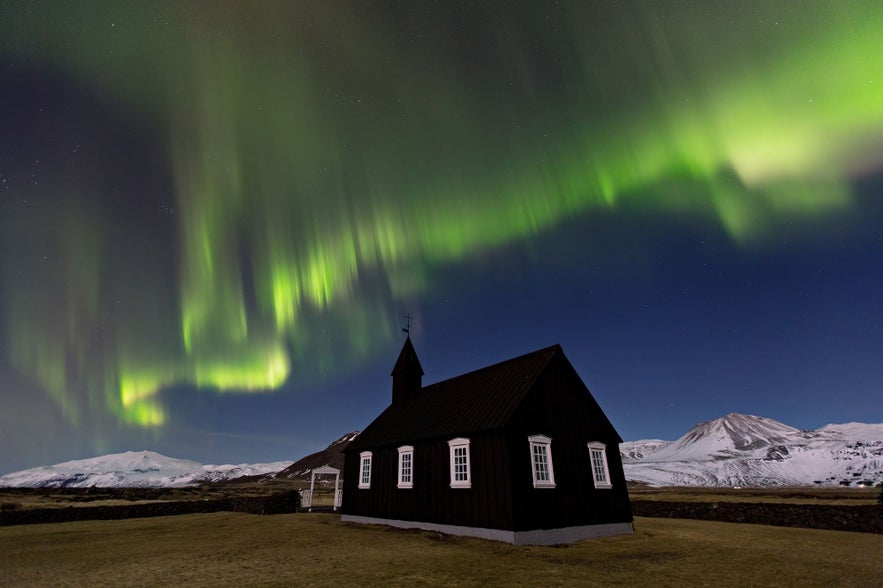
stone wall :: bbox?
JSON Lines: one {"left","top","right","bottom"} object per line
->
{"left": 632, "top": 500, "right": 883, "bottom": 534}
{"left": 0, "top": 490, "right": 300, "bottom": 526}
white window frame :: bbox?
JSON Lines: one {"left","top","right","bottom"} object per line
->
{"left": 358, "top": 451, "right": 372, "bottom": 489}
{"left": 528, "top": 434, "right": 556, "bottom": 488}
{"left": 447, "top": 437, "right": 471, "bottom": 488}
{"left": 587, "top": 442, "right": 612, "bottom": 489}
{"left": 397, "top": 445, "right": 414, "bottom": 489}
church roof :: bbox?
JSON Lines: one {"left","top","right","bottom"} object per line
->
{"left": 347, "top": 344, "right": 562, "bottom": 452}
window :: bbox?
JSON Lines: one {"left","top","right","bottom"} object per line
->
{"left": 358, "top": 451, "right": 372, "bottom": 489}
{"left": 587, "top": 442, "right": 612, "bottom": 489}
{"left": 397, "top": 445, "right": 414, "bottom": 489}
{"left": 447, "top": 438, "right": 471, "bottom": 488}
{"left": 528, "top": 434, "right": 555, "bottom": 488}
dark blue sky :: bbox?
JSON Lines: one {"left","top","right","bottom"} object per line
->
{"left": 1, "top": 2, "right": 882, "bottom": 473}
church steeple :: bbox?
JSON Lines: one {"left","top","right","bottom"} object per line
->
{"left": 391, "top": 335, "right": 424, "bottom": 405}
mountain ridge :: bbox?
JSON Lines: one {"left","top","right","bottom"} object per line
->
{"left": 0, "top": 450, "right": 293, "bottom": 488}
{"left": 271, "top": 431, "right": 358, "bottom": 480}
{"left": 0, "top": 432, "right": 362, "bottom": 488}
{"left": 2, "top": 416, "right": 881, "bottom": 488}
{"left": 622, "top": 413, "right": 883, "bottom": 487}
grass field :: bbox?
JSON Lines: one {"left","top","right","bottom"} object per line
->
{"left": 628, "top": 485, "right": 881, "bottom": 505}
{"left": 2, "top": 513, "right": 881, "bottom": 587}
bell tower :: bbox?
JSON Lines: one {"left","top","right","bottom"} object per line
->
{"left": 391, "top": 335, "right": 423, "bottom": 405}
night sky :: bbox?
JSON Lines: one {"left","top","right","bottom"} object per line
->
{"left": 1, "top": 1, "right": 881, "bottom": 474}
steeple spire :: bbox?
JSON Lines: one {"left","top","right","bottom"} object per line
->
{"left": 391, "top": 335, "right": 424, "bottom": 405}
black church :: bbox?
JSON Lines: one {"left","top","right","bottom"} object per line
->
{"left": 341, "top": 337, "right": 633, "bottom": 545}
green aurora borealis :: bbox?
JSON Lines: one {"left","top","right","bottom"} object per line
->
{"left": 1, "top": 2, "right": 882, "bottom": 437}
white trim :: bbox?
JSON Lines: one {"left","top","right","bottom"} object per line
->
{"left": 340, "top": 515, "right": 634, "bottom": 545}
{"left": 587, "top": 442, "right": 612, "bottom": 489}
{"left": 447, "top": 437, "right": 471, "bottom": 488}
{"left": 397, "top": 445, "right": 414, "bottom": 489}
{"left": 527, "top": 434, "right": 556, "bottom": 488}
{"left": 358, "top": 451, "right": 373, "bottom": 489}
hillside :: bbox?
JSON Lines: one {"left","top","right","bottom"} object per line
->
{"left": 271, "top": 432, "right": 359, "bottom": 480}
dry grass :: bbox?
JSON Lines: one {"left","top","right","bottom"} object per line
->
{"left": 2, "top": 513, "right": 882, "bottom": 587}
{"left": 5, "top": 484, "right": 870, "bottom": 511}
{"left": 628, "top": 485, "right": 880, "bottom": 505}
{"left": 0, "top": 482, "right": 304, "bottom": 511}
{"left": 0, "top": 489, "right": 197, "bottom": 511}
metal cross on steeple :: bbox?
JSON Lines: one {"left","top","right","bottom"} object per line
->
{"left": 401, "top": 312, "right": 414, "bottom": 335}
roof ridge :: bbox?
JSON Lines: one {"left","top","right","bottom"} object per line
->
{"left": 421, "top": 343, "right": 560, "bottom": 391}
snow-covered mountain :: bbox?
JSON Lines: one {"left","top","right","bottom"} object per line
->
{"left": 0, "top": 451, "right": 292, "bottom": 488}
{"left": 622, "top": 414, "right": 883, "bottom": 487}
{"left": 620, "top": 439, "right": 671, "bottom": 461}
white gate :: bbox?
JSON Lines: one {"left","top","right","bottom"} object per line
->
{"left": 303, "top": 465, "right": 341, "bottom": 511}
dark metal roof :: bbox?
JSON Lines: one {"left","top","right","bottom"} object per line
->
{"left": 347, "top": 344, "right": 562, "bottom": 452}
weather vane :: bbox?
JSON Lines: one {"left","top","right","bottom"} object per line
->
{"left": 401, "top": 313, "right": 414, "bottom": 335}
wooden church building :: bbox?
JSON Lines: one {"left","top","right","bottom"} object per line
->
{"left": 341, "top": 338, "right": 634, "bottom": 545}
